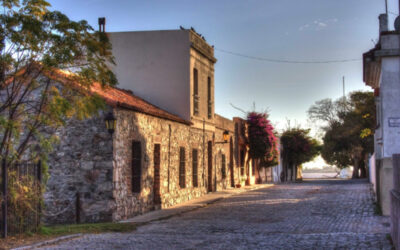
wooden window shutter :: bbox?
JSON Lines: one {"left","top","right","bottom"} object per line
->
{"left": 132, "top": 141, "right": 142, "bottom": 193}
{"left": 222, "top": 154, "right": 226, "bottom": 179}
{"left": 179, "top": 147, "right": 186, "bottom": 188}
{"left": 192, "top": 149, "right": 198, "bottom": 187}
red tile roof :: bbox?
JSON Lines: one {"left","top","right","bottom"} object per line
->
{"left": 42, "top": 67, "right": 191, "bottom": 125}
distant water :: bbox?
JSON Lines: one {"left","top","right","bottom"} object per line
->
{"left": 302, "top": 172, "right": 339, "bottom": 179}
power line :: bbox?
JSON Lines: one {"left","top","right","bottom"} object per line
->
{"left": 214, "top": 48, "right": 362, "bottom": 64}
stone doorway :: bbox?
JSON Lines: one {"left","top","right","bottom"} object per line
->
{"left": 153, "top": 144, "right": 161, "bottom": 207}
{"left": 208, "top": 141, "right": 213, "bottom": 192}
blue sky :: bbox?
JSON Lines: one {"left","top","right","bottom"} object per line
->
{"left": 49, "top": 0, "right": 395, "bottom": 131}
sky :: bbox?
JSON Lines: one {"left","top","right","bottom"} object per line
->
{"left": 48, "top": 0, "right": 396, "bottom": 132}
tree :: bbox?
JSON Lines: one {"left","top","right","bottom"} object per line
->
{"left": 0, "top": 0, "right": 117, "bottom": 168}
{"left": 321, "top": 121, "right": 352, "bottom": 169}
{"left": 308, "top": 91, "right": 375, "bottom": 178}
{"left": 280, "top": 128, "right": 321, "bottom": 181}
{"left": 246, "top": 111, "right": 279, "bottom": 183}
{"left": 0, "top": 0, "right": 117, "bottom": 229}
{"left": 307, "top": 98, "right": 342, "bottom": 125}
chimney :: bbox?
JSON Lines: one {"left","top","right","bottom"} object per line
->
{"left": 98, "top": 17, "right": 106, "bottom": 33}
{"left": 379, "top": 14, "right": 388, "bottom": 33}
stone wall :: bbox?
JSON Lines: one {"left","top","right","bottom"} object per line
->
{"left": 45, "top": 107, "right": 241, "bottom": 224}
{"left": 44, "top": 112, "right": 114, "bottom": 224}
{"left": 112, "top": 109, "right": 239, "bottom": 221}
{"left": 214, "top": 114, "right": 239, "bottom": 189}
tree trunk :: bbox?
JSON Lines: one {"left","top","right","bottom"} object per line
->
{"left": 294, "top": 165, "right": 298, "bottom": 181}
{"left": 290, "top": 164, "right": 294, "bottom": 181}
{"left": 256, "top": 161, "right": 262, "bottom": 184}
{"left": 264, "top": 166, "right": 268, "bottom": 182}
{"left": 359, "top": 158, "right": 367, "bottom": 178}
{"left": 284, "top": 161, "right": 288, "bottom": 182}
{"left": 352, "top": 158, "right": 360, "bottom": 179}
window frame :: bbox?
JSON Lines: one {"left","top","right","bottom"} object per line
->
{"left": 193, "top": 68, "right": 199, "bottom": 116}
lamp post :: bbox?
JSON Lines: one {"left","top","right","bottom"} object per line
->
{"left": 215, "top": 130, "right": 230, "bottom": 144}
{"left": 104, "top": 111, "right": 116, "bottom": 134}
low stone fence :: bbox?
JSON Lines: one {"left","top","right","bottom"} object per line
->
{"left": 391, "top": 154, "right": 400, "bottom": 249}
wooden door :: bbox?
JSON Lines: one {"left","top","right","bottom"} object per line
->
{"left": 230, "top": 138, "right": 234, "bottom": 187}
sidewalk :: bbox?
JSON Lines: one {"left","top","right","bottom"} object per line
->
{"left": 121, "top": 183, "right": 274, "bottom": 224}
{"left": 11, "top": 184, "right": 273, "bottom": 250}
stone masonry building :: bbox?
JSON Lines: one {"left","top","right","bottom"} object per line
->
{"left": 42, "top": 28, "right": 262, "bottom": 224}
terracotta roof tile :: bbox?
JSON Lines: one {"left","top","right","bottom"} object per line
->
{"left": 43, "top": 67, "right": 191, "bottom": 125}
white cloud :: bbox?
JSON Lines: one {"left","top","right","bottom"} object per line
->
{"left": 299, "top": 18, "right": 338, "bottom": 31}
{"left": 299, "top": 24, "right": 310, "bottom": 31}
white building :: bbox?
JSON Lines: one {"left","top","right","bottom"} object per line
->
{"left": 363, "top": 13, "right": 400, "bottom": 215}
{"left": 108, "top": 29, "right": 216, "bottom": 132}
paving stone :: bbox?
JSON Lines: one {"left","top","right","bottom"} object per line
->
{"left": 37, "top": 179, "right": 392, "bottom": 250}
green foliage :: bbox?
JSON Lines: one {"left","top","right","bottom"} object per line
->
{"left": 321, "top": 121, "right": 352, "bottom": 169}
{"left": 0, "top": 0, "right": 116, "bottom": 165}
{"left": 39, "top": 222, "right": 137, "bottom": 236}
{"left": 309, "top": 91, "right": 375, "bottom": 176}
{"left": 0, "top": 0, "right": 117, "bottom": 233}
{"left": 281, "top": 128, "right": 321, "bottom": 167}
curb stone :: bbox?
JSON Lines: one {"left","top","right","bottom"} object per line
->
{"left": 12, "top": 234, "right": 83, "bottom": 250}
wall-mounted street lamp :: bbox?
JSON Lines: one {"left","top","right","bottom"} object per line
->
{"left": 104, "top": 111, "right": 116, "bottom": 134}
{"left": 215, "top": 130, "right": 230, "bottom": 144}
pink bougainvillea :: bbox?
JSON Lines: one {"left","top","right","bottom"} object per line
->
{"left": 247, "top": 112, "right": 279, "bottom": 166}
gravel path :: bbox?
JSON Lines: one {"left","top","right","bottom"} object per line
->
{"left": 38, "top": 179, "right": 392, "bottom": 250}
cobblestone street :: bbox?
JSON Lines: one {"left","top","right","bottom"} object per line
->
{"left": 39, "top": 179, "right": 392, "bottom": 249}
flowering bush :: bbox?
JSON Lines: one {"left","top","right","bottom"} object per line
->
{"left": 247, "top": 112, "right": 279, "bottom": 166}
